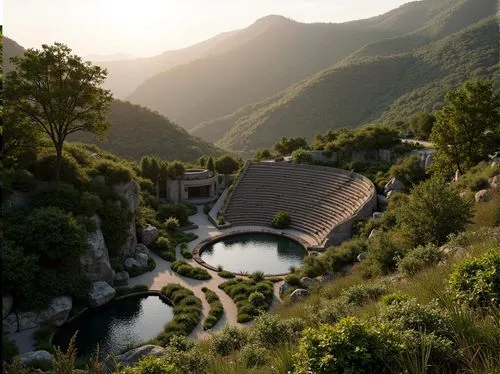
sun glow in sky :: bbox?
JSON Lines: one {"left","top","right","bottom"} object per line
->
{"left": 5, "top": 0, "right": 410, "bottom": 58}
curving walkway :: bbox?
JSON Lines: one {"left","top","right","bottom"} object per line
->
{"left": 128, "top": 205, "right": 314, "bottom": 339}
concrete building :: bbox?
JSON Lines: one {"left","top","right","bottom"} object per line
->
{"left": 160, "top": 169, "right": 221, "bottom": 203}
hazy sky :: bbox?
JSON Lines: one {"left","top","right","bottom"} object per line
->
{"left": 5, "top": 0, "right": 411, "bottom": 58}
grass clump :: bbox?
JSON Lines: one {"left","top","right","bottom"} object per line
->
{"left": 271, "top": 211, "right": 291, "bottom": 229}
{"left": 179, "top": 243, "right": 193, "bottom": 259}
{"left": 171, "top": 261, "right": 212, "bottom": 280}
{"left": 202, "top": 287, "right": 224, "bottom": 330}
{"left": 217, "top": 270, "right": 235, "bottom": 279}
{"left": 219, "top": 278, "right": 274, "bottom": 322}
{"left": 157, "top": 284, "right": 202, "bottom": 346}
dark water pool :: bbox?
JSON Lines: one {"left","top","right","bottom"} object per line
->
{"left": 52, "top": 295, "right": 173, "bottom": 358}
{"left": 200, "top": 233, "right": 306, "bottom": 275}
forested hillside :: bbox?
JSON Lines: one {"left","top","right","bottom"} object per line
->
{"left": 203, "top": 15, "right": 497, "bottom": 155}
{"left": 70, "top": 100, "right": 225, "bottom": 162}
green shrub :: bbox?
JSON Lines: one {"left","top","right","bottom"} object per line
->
{"left": 294, "top": 317, "right": 400, "bottom": 374}
{"left": 300, "top": 254, "right": 326, "bottom": 278}
{"left": 322, "top": 238, "right": 369, "bottom": 273}
{"left": 219, "top": 279, "right": 274, "bottom": 322}
{"left": 3, "top": 168, "right": 37, "bottom": 194}
{"left": 171, "top": 261, "right": 211, "bottom": 280}
{"left": 271, "top": 211, "right": 291, "bottom": 229}
{"left": 211, "top": 325, "right": 249, "bottom": 356}
{"left": 217, "top": 270, "right": 235, "bottom": 279}
{"left": 251, "top": 314, "right": 305, "bottom": 347}
{"left": 285, "top": 274, "right": 302, "bottom": 287}
{"left": 158, "top": 284, "right": 202, "bottom": 346}
{"left": 2, "top": 334, "right": 19, "bottom": 363}
{"left": 340, "top": 283, "right": 389, "bottom": 307}
{"left": 448, "top": 249, "right": 500, "bottom": 309}
{"left": 239, "top": 343, "right": 268, "bottom": 368}
{"left": 249, "top": 292, "right": 266, "bottom": 307}
{"left": 152, "top": 236, "right": 176, "bottom": 262}
{"left": 251, "top": 271, "right": 265, "bottom": 282}
{"left": 470, "top": 176, "right": 489, "bottom": 192}
{"left": 361, "top": 232, "right": 408, "bottom": 277}
{"left": 127, "top": 258, "right": 156, "bottom": 278}
{"left": 398, "top": 243, "right": 444, "bottom": 276}
{"left": 158, "top": 203, "right": 189, "bottom": 226}
{"left": 136, "top": 177, "right": 155, "bottom": 194}
{"left": 179, "top": 243, "right": 192, "bottom": 259}
{"left": 91, "top": 159, "right": 134, "bottom": 185}
{"left": 98, "top": 199, "right": 132, "bottom": 257}
{"left": 202, "top": 288, "right": 224, "bottom": 330}
{"left": 164, "top": 217, "right": 180, "bottom": 230}
{"left": 118, "top": 356, "right": 177, "bottom": 374}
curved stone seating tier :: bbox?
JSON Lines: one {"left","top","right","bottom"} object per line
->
{"left": 224, "top": 162, "right": 375, "bottom": 244}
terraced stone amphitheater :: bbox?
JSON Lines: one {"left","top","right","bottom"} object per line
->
{"left": 221, "top": 162, "right": 377, "bottom": 247}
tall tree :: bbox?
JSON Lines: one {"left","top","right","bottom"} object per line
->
{"left": 430, "top": 79, "right": 500, "bottom": 174}
{"left": 408, "top": 112, "right": 435, "bottom": 140}
{"left": 206, "top": 156, "right": 215, "bottom": 172}
{"left": 215, "top": 155, "right": 239, "bottom": 175}
{"left": 273, "top": 136, "right": 309, "bottom": 156}
{"left": 5, "top": 43, "right": 113, "bottom": 180}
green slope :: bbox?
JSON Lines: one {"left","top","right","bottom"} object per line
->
{"left": 210, "top": 16, "right": 498, "bottom": 156}
{"left": 69, "top": 100, "right": 226, "bottom": 162}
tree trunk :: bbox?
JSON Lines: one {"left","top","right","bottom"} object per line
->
{"left": 54, "top": 143, "right": 63, "bottom": 181}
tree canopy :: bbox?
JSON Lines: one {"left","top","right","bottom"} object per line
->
{"left": 430, "top": 79, "right": 500, "bottom": 175}
{"left": 215, "top": 155, "right": 240, "bottom": 175}
{"left": 274, "top": 136, "right": 309, "bottom": 156}
{"left": 408, "top": 112, "right": 435, "bottom": 140}
{"left": 5, "top": 42, "right": 113, "bottom": 180}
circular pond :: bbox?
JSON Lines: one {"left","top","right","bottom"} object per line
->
{"left": 53, "top": 295, "right": 173, "bottom": 358}
{"left": 200, "top": 232, "right": 307, "bottom": 275}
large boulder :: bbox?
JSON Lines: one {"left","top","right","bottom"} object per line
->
{"left": 17, "top": 311, "right": 39, "bottom": 331}
{"left": 3, "top": 293, "right": 13, "bottom": 319}
{"left": 88, "top": 281, "right": 116, "bottom": 308}
{"left": 290, "top": 289, "right": 310, "bottom": 303}
{"left": 113, "top": 271, "right": 130, "bottom": 287}
{"left": 139, "top": 225, "right": 158, "bottom": 247}
{"left": 279, "top": 282, "right": 292, "bottom": 298}
{"left": 135, "top": 253, "right": 149, "bottom": 268}
{"left": 37, "top": 296, "right": 72, "bottom": 327}
{"left": 135, "top": 244, "right": 150, "bottom": 256}
{"left": 19, "top": 350, "right": 53, "bottom": 365}
{"left": 114, "top": 181, "right": 140, "bottom": 257}
{"left": 475, "top": 189, "right": 490, "bottom": 203}
{"left": 3, "top": 313, "right": 18, "bottom": 333}
{"left": 124, "top": 257, "right": 140, "bottom": 269}
{"left": 384, "top": 177, "right": 406, "bottom": 194}
{"left": 102, "top": 345, "right": 165, "bottom": 372}
{"left": 80, "top": 215, "right": 114, "bottom": 284}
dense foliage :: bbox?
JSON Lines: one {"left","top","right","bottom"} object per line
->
{"left": 202, "top": 287, "right": 224, "bottom": 330}
{"left": 271, "top": 211, "right": 291, "bottom": 229}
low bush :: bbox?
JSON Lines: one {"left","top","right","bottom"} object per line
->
{"left": 179, "top": 243, "right": 192, "bottom": 259}
{"left": 448, "top": 249, "right": 500, "bottom": 309}
{"left": 127, "top": 258, "right": 156, "bottom": 278}
{"left": 340, "top": 283, "right": 389, "bottom": 307}
{"left": 158, "top": 284, "right": 202, "bottom": 345}
{"left": 285, "top": 274, "right": 302, "bottom": 287}
{"left": 164, "top": 217, "right": 180, "bottom": 231}
{"left": 152, "top": 236, "right": 176, "bottom": 262}
{"left": 271, "top": 211, "right": 291, "bottom": 229}
{"left": 251, "top": 313, "right": 305, "bottom": 348}
{"left": 360, "top": 232, "right": 408, "bottom": 277}
{"left": 2, "top": 334, "right": 19, "bottom": 363}
{"left": 294, "top": 317, "right": 400, "bottom": 374}
{"left": 397, "top": 243, "right": 444, "bottom": 276}
{"left": 470, "top": 176, "right": 489, "bottom": 192}
{"left": 322, "top": 238, "right": 369, "bottom": 273}
{"left": 217, "top": 270, "right": 235, "bottom": 279}
{"left": 203, "top": 203, "right": 211, "bottom": 214}
{"left": 211, "top": 325, "right": 249, "bottom": 356}
{"left": 219, "top": 278, "right": 274, "bottom": 322}
{"left": 202, "top": 287, "right": 224, "bottom": 330}
{"left": 251, "top": 271, "right": 265, "bottom": 282}
{"left": 118, "top": 356, "right": 177, "bottom": 374}
{"left": 171, "top": 261, "right": 212, "bottom": 280}
{"left": 182, "top": 201, "right": 197, "bottom": 216}
{"left": 239, "top": 343, "right": 268, "bottom": 368}
{"left": 90, "top": 159, "right": 134, "bottom": 185}
{"left": 158, "top": 203, "right": 189, "bottom": 226}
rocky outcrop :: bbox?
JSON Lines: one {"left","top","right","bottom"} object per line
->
{"left": 135, "top": 253, "right": 149, "bottom": 268}
{"left": 290, "top": 289, "right": 310, "bottom": 303}
{"left": 102, "top": 345, "right": 165, "bottom": 372}
{"left": 475, "top": 189, "right": 490, "bottom": 203}
{"left": 384, "top": 177, "right": 406, "bottom": 195}
{"left": 114, "top": 180, "right": 140, "bottom": 257}
{"left": 135, "top": 244, "right": 150, "bottom": 256}
{"left": 124, "top": 257, "right": 140, "bottom": 269}
{"left": 5, "top": 190, "right": 30, "bottom": 209}
{"left": 139, "top": 225, "right": 158, "bottom": 247}
{"left": 88, "top": 281, "right": 116, "bottom": 308}
{"left": 5, "top": 296, "right": 73, "bottom": 332}
{"left": 19, "top": 350, "right": 53, "bottom": 365}
{"left": 3, "top": 293, "right": 13, "bottom": 319}
{"left": 113, "top": 271, "right": 130, "bottom": 287}
{"left": 81, "top": 215, "right": 114, "bottom": 284}
{"left": 3, "top": 313, "right": 18, "bottom": 333}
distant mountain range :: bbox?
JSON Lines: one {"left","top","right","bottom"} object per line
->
{"left": 3, "top": 39, "right": 224, "bottom": 162}
{"left": 4, "top": 0, "right": 498, "bottom": 159}
{"left": 86, "top": 53, "right": 134, "bottom": 61}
